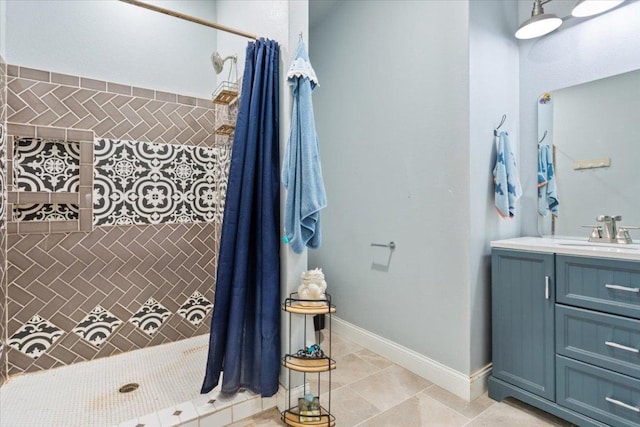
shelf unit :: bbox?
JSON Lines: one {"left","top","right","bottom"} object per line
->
{"left": 281, "top": 293, "right": 336, "bottom": 427}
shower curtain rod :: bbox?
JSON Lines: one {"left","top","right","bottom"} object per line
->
{"left": 118, "top": 0, "right": 259, "bottom": 40}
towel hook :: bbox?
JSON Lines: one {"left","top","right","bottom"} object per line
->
{"left": 538, "top": 130, "right": 548, "bottom": 145}
{"left": 494, "top": 114, "right": 506, "bottom": 136}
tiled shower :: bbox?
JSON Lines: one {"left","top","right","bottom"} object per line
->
{"left": 0, "top": 64, "right": 231, "bottom": 379}
{"left": 1, "top": 54, "right": 8, "bottom": 385}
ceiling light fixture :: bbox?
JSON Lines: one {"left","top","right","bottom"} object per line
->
{"left": 515, "top": 0, "right": 563, "bottom": 40}
{"left": 571, "top": 0, "right": 625, "bottom": 17}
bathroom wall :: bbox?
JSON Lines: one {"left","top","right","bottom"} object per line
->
{"left": 468, "top": 0, "right": 520, "bottom": 375}
{"left": 1, "top": 1, "right": 228, "bottom": 376}
{"left": 310, "top": 0, "right": 521, "bottom": 398}
{"left": 310, "top": 0, "right": 471, "bottom": 373}
{"left": 5, "top": 0, "right": 217, "bottom": 98}
{"left": 518, "top": 0, "right": 640, "bottom": 236}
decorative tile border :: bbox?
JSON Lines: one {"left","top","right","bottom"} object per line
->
{"left": 6, "top": 130, "right": 94, "bottom": 234}
{"left": 14, "top": 137, "right": 80, "bottom": 192}
{"left": 93, "top": 138, "right": 223, "bottom": 226}
{"left": 177, "top": 291, "right": 213, "bottom": 326}
{"left": 130, "top": 298, "right": 172, "bottom": 336}
{"left": 72, "top": 305, "right": 123, "bottom": 347}
{"left": 7, "top": 315, "right": 64, "bottom": 359}
{"left": 13, "top": 203, "right": 79, "bottom": 222}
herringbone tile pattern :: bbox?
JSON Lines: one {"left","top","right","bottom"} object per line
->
{"left": 6, "top": 221, "right": 220, "bottom": 376}
{"left": 0, "top": 56, "right": 7, "bottom": 385}
{"left": 7, "top": 65, "right": 217, "bottom": 147}
{"left": 4, "top": 64, "right": 228, "bottom": 377}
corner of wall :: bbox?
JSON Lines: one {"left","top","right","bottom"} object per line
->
{"left": 468, "top": 0, "right": 520, "bottom": 376}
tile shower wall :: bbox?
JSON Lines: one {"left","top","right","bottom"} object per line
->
{"left": 12, "top": 137, "right": 81, "bottom": 222}
{"left": 93, "top": 138, "right": 225, "bottom": 226}
{"left": 1, "top": 56, "right": 8, "bottom": 385}
{"left": 4, "top": 65, "right": 231, "bottom": 376}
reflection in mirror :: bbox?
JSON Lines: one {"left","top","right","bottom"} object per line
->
{"left": 537, "top": 69, "right": 640, "bottom": 239}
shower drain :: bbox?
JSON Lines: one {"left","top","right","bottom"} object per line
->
{"left": 118, "top": 383, "right": 139, "bottom": 393}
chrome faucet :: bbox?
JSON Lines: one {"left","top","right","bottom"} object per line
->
{"left": 598, "top": 215, "right": 620, "bottom": 240}
{"left": 583, "top": 215, "right": 638, "bottom": 244}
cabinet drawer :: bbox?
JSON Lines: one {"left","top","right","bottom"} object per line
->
{"left": 557, "top": 305, "right": 640, "bottom": 379}
{"left": 557, "top": 356, "right": 640, "bottom": 427}
{"left": 557, "top": 255, "right": 640, "bottom": 319}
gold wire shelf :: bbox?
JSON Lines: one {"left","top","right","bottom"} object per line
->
{"left": 215, "top": 122, "right": 236, "bottom": 135}
{"left": 212, "top": 81, "right": 239, "bottom": 105}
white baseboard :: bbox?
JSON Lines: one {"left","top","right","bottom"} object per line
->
{"left": 331, "top": 316, "right": 492, "bottom": 401}
{"left": 277, "top": 383, "right": 306, "bottom": 412}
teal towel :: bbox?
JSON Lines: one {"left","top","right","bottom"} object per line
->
{"left": 281, "top": 39, "right": 326, "bottom": 253}
{"left": 538, "top": 144, "right": 559, "bottom": 216}
{"left": 492, "top": 131, "right": 522, "bottom": 218}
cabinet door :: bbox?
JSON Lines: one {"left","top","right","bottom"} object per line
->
{"left": 492, "top": 249, "right": 555, "bottom": 400}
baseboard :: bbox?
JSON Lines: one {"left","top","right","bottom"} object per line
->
{"left": 331, "top": 316, "right": 492, "bottom": 401}
{"left": 277, "top": 383, "right": 305, "bottom": 412}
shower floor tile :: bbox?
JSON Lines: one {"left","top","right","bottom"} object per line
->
{"left": 0, "top": 334, "right": 216, "bottom": 426}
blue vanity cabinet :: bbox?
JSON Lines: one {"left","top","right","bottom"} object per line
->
{"left": 491, "top": 249, "right": 555, "bottom": 401}
{"left": 556, "top": 255, "right": 640, "bottom": 319}
{"left": 490, "top": 243, "right": 640, "bottom": 427}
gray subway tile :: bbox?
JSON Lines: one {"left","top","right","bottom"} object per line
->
{"left": 51, "top": 72, "right": 80, "bottom": 87}
{"left": 20, "top": 66, "right": 50, "bottom": 82}
{"left": 80, "top": 77, "right": 107, "bottom": 91}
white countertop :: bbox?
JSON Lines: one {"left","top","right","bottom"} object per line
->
{"left": 491, "top": 236, "right": 640, "bottom": 261}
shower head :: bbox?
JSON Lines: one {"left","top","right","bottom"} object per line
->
{"left": 211, "top": 52, "right": 237, "bottom": 74}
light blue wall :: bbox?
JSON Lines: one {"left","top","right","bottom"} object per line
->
{"left": 518, "top": 1, "right": 640, "bottom": 236}
{"left": 310, "top": 0, "right": 639, "bottom": 385}
{"left": 468, "top": 0, "right": 520, "bottom": 374}
{"left": 310, "top": 0, "right": 472, "bottom": 374}
{"left": 5, "top": 0, "right": 218, "bottom": 98}
{"left": 0, "top": 0, "right": 6, "bottom": 59}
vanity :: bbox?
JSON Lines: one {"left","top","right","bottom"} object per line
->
{"left": 489, "top": 237, "right": 640, "bottom": 427}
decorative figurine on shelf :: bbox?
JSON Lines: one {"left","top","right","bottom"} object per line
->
{"left": 298, "top": 393, "right": 321, "bottom": 422}
{"left": 294, "top": 344, "right": 325, "bottom": 359}
{"left": 297, "top": 268, "right": 327, "bottom": 306}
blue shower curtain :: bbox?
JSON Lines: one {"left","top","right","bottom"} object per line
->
{"left": 201, "top": 38, "right": 280, "bottom": 397}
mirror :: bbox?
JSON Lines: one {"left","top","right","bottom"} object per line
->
{"left": 537, "top": 69, "right": 640, "bottom": 238}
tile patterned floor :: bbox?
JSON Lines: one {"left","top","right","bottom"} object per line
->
{"left": 238, "top": 332, "right": 576, "bottom": 427}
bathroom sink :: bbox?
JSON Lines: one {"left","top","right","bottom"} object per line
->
{"left": 492, "top": 237, "right": 640, "bottom": 261}
{"left": 555, "top": 242, "right": 638, "bottom": 250}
